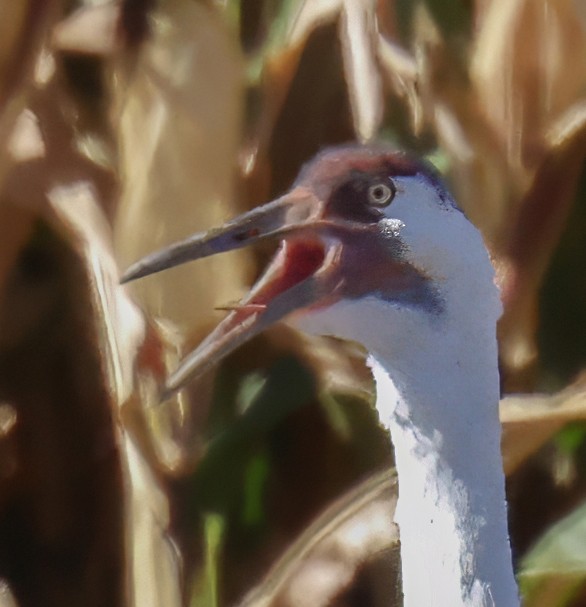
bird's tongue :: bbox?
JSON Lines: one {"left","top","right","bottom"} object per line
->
{"left": 246, "top": 240, "right": 326, "bottom": 307}
{"left": 161, "top": 239, "right": 334, "bottom": 398}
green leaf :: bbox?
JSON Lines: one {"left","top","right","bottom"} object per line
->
{"left": 190, "top": 356, "right": 315, "bottom": 512}
{"left": 555, "top": 423, "right": 586, "bottom": 455}
{"left": 241, "top": 452, "right": 271, "bottom": 527}
{"left": 519, "top": 502, "right": 586, "bottom": 605}
{"left": 191, "top": 512, "right": 226, "bottom": 607}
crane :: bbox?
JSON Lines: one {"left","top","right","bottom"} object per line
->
{"left": 122, "top": 144, "right": 519, "bottom": 606}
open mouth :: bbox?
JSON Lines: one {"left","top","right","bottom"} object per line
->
{"left": 119, "top": 185, "right": 347, "bottom": 399}
{"left": 158, "top": 236, "right": 342, "bottom": 399}
{"left": 240, "top": 239, "right": 327, "bottom": 312}
{"left": 121, "top": 168, "right": 412, "bottom": 399}
{"left": 120, "top": 145, "right": 438, "bottom": 399}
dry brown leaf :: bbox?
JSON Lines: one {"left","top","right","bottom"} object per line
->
{"left": 244, "top": 0, "right": 381, "bottom": 178}
{"left": 496, "top": 129, "right": 586, "bottom": 389}
{"left": 0, "top": 2, "right": 61, "bottom": 183}
{"left": 0, "top": 46, "right": 186, "bottom": 607}
{"left": 123, "top": 437, "right": 183, "bottom": 607}
{"left": 375, "top": 33, "right": 420, "bottom": 132}
{"left": 237, "top": 469, "right": 399, "bottom": 607}
{"left": 472, "top": 0, "right": 586, "bottom": 179}
{"left": 0, "top": 579, "right": 18, "bottom": 607}
{"left": 112, "top": 0, "right": 250, "bottom": 337}
{"left": 500, "top": 382, "right": 586, "bottom": 474}
{"left": 49, "top": 180, "right": 183, "bottom": 607}
{"left": 287, "top": 0, "right": 343, "bottom": 46}
{"left": 545, "top": 100, "right": 586, "bottom": 152}
{"left": 242, "top": 0, "right": 344, "bottom": 177}
{"left": 339, "top": 0, "right": 383, "bottom": 142}
{"left": 256, "top": 0, "right": 383, "bottom": 145}
{"left": 52, "top": 2, "right": 121, "bottom": 56}
{"left": 374, "top": 4, "right": 511, "bottom": 239}
{"left": 48, "top": 181, "right": 143, "bottom": 401}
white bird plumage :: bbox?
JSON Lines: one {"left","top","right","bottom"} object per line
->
{"left": 122, "top": 145, "right": 519, "bottom": 606}
{"left": 294, "top": 174, "right": 516, "bottom": 605}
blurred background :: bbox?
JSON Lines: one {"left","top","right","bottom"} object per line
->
{"left": 1, "top": 1, "right": 586, "bottom": 605}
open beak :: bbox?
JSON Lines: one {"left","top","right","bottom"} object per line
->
{"left": 121, "top": 187, "right": 347, "bottom": 399}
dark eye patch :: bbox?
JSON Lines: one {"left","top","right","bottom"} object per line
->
{"left": 327, "top": 172, "right": 388, "bottom": 223}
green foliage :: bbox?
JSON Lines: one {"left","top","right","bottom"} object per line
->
{"left": 520, "top": 502, "right": 586, "bottom": 606}
{"left": 190, "top": 356, "right": 315, "bottom": 514}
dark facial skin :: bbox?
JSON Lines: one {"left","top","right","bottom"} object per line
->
{"left": 326, "top": 170, "right": 394, "bottom": 223}
{"left": 287, "top": 147, "right": 442, "bottom": 313}
{"left": 297, "top": 145, "right": 458, "bottom": 220}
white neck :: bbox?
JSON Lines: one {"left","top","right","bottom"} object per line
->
{"left": 289, "top": 176, "right": 519, "bottom": 604}
{"left": 295, "top": 283, "right": 519, "bottom": 606}
{"left": 369, "top": 348, "right": 517, "bottom": 606}
{"left": 366, "top": 289, "right": 518, "bottom": 606}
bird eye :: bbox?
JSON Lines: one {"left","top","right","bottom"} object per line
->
{"left": 367, "top": 181, "right": 396, "bottom": 207}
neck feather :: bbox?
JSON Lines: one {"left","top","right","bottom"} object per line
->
{"left": 366, "top": 300, "right": 518, "bottom": 607}
{"left": 294, "top": 266, "right": 519, "bottom": 606}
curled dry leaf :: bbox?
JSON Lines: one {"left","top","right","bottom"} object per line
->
{"left": 0, "top": 72, "right": 116, "bottom": 343}
{"left": 0, "top": 1, "right": 60, "bottom": 182}
{"left": 244, "top": 0, "right": 381, "bottom": 175}
{"left": 52, "top": 2, "right": 121, "bottom": 57}
{"left": 375, "top": 34, "right": 420, "bottom": 133}
{"left": 242, "top": 0, "right": 344, "bottom": 175}
{"left": 287, "top": 0, "right": 343, "bottom": 46}
{"left": 496, "top": 127, "right": 586, "bottom": 389}
{"left": 49, "top": 181, "right": 183, "bottom": 607}
{"left": 471, "top": 0, "right": 586, "bottom": 180}
{"left": 500, "top": 380, "right": 586, "bottom": 475}
{"left": 407, "top": 5, "right": 511, "bottom": 238}
{"left": 48, "top": 181, "right": 144, "bottom": 403}
{"left": 466, "top": 0, "right": 586, "bottom": 387}
{"left": 237, "top": 469, "right": 400, "bottom": 607}
{"left": 339, "top": 0, "right": 383, "bottom": 142}
{"left": 112, "top": 0, "right": 250, "bottom": 338}
{"left": 0, "top": 579, "right": 18, "bottom": 607}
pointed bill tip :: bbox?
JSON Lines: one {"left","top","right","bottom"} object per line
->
{"left": 119, "top": 188, "right": 321, "bottom": 286}
{"left": 121, "top": 187, "right": 330, "bottom": 397}
{"left": 119, "top": 263, "right": 147, "bottom": 285}
{"left": 119, "top": 238, "right": 203, "bottom": 285}
{"left": 152, "top": 240, "right": 340, "bottom": 399}
{"left": 158, "top": 385, "right": 175, "bottom": 403}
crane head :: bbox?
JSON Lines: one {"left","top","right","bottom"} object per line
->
{"left": 121, "top": 144, "right": 495, "bottom": 398}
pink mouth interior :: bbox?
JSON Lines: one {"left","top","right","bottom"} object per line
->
{"left": 274, "top": 240, "right": 326, "bottom": 293}
{"left": 230, "top": 239, "right": 326, "bottom": 322}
